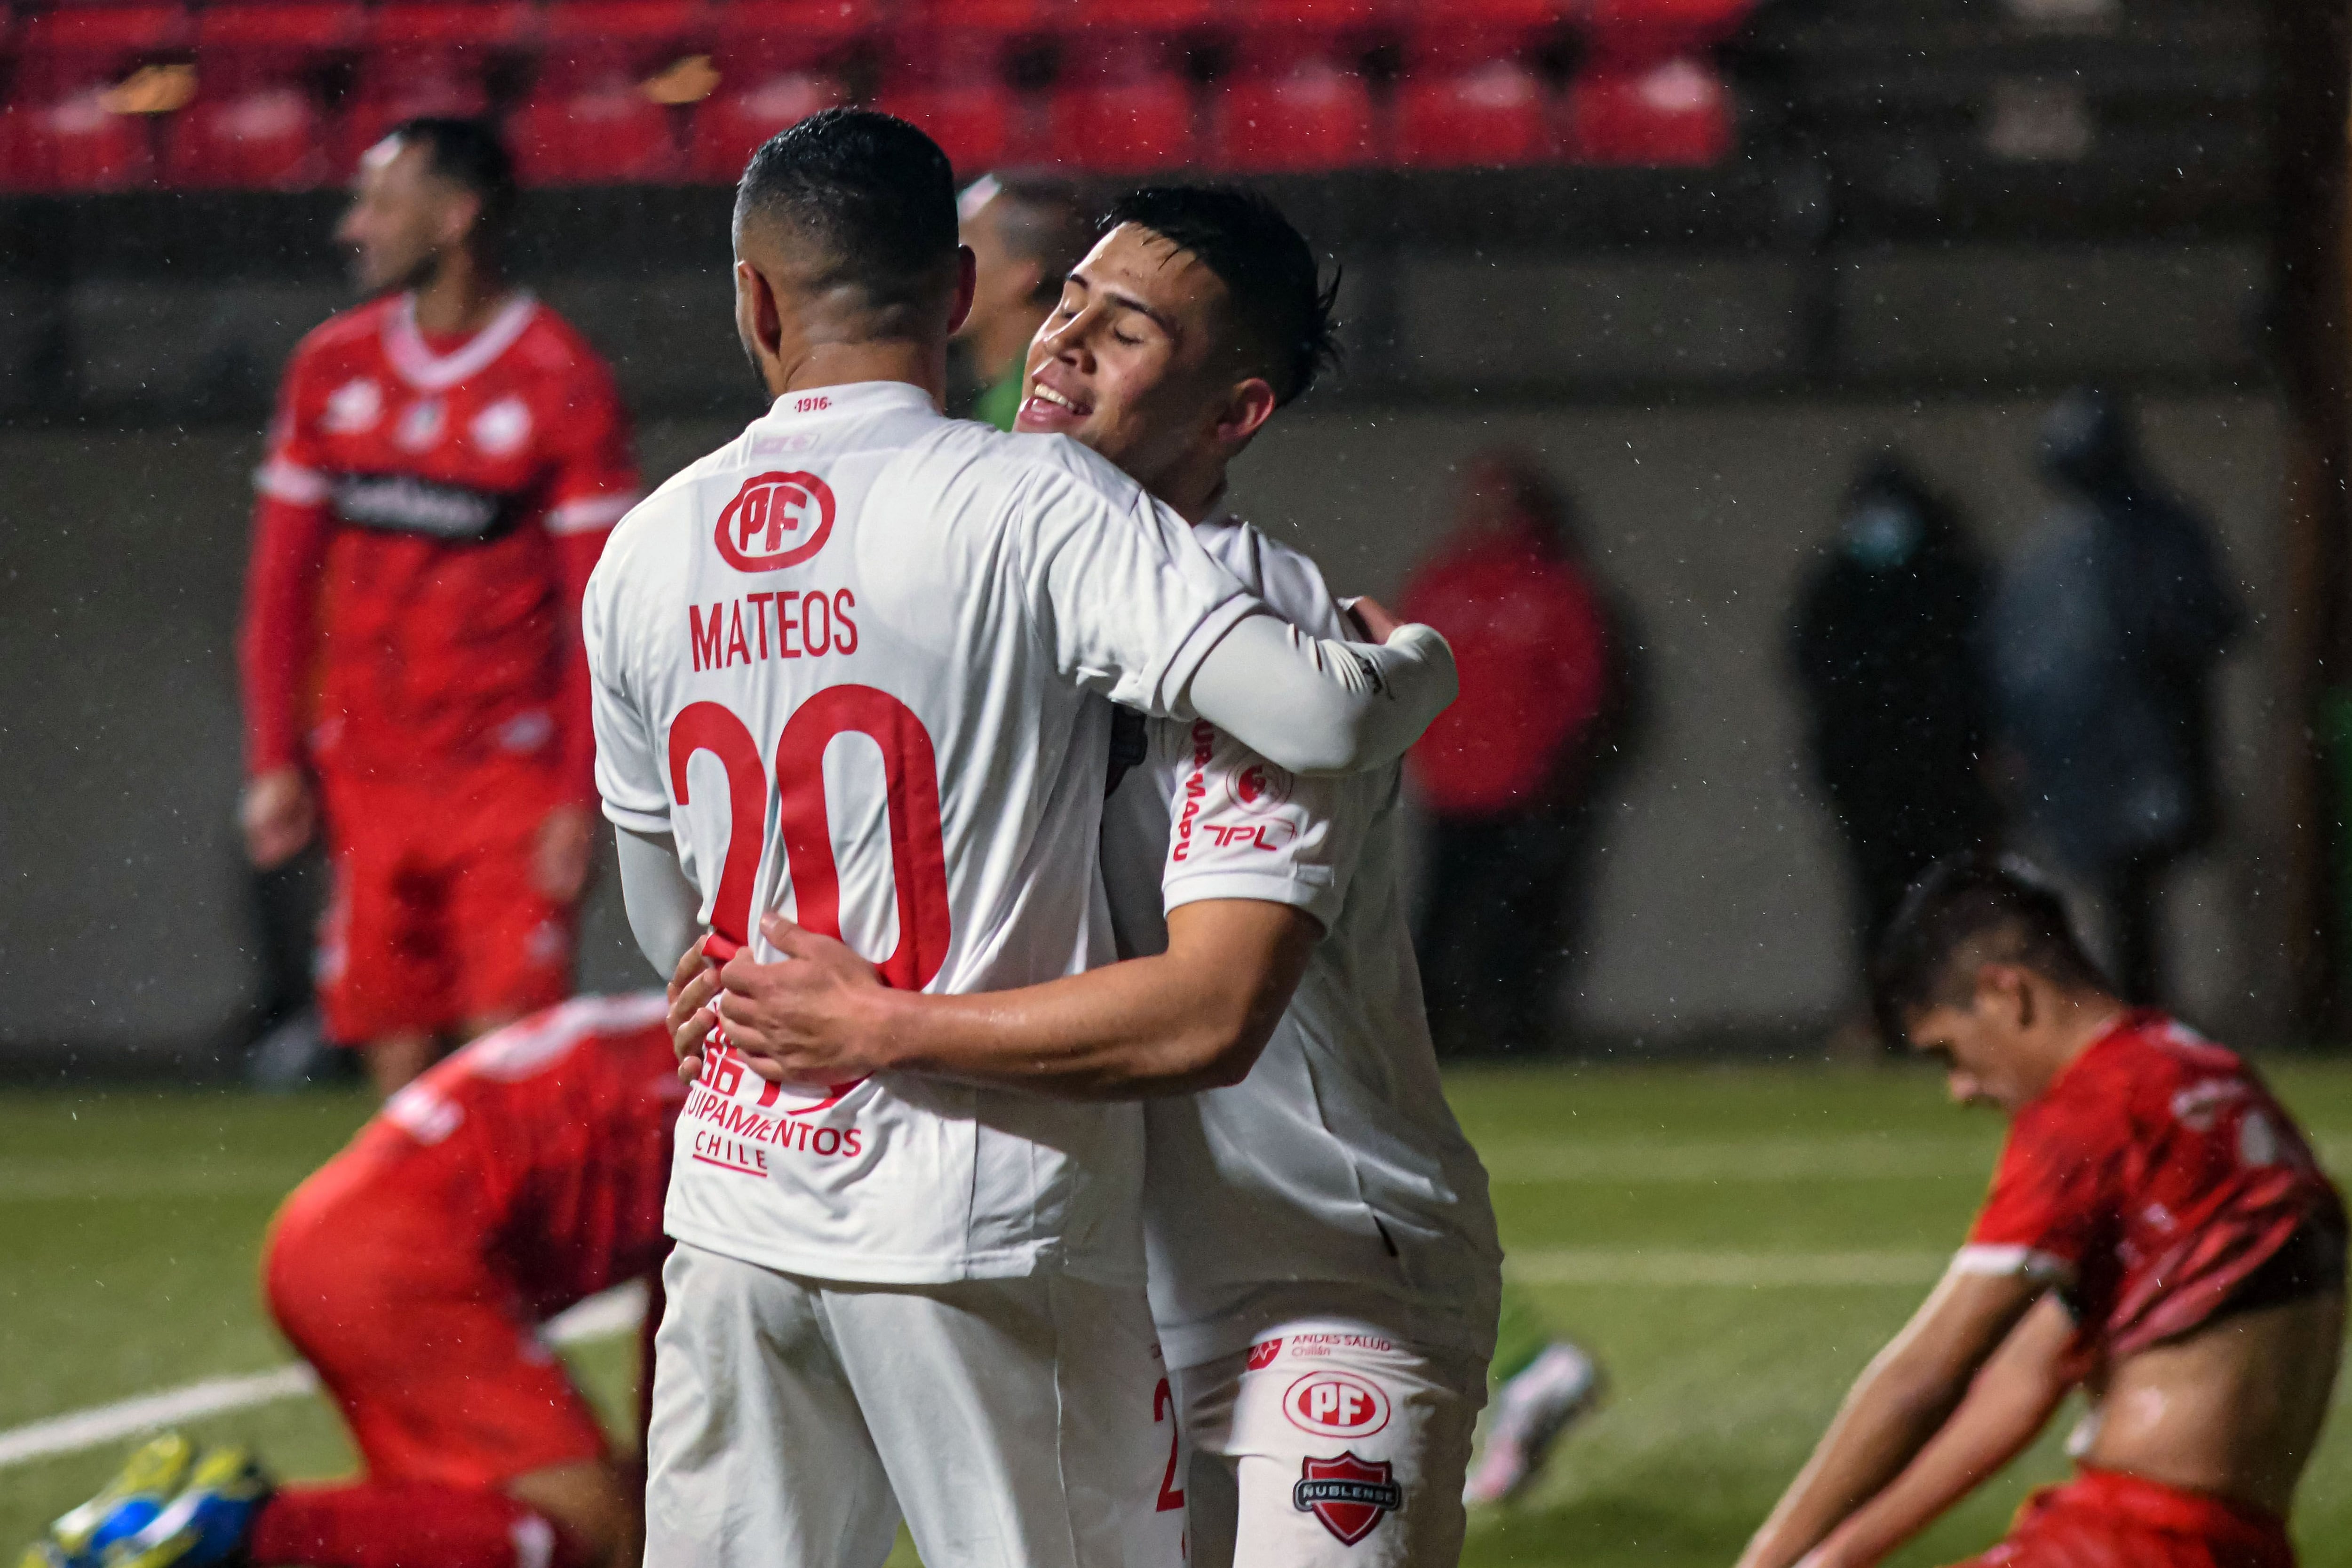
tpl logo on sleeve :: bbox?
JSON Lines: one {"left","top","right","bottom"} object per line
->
{"left": 716, "top": 471, "right": 836, "bottom": 572}
{"left": 1283, "top": 1371, "right": 1392, "bottom": 1438}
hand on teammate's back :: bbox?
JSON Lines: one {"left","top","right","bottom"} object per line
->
{"left": 240, "top": 767, "right": 317, "bottom": 868}
{"left": 670, "top": 913, "right": 893, "bottom": 1089}
{"left": 531, "top": 803, "right": 598, "bottom": 903}
{"left": 1344, "top": 594, "right": 1402, "bottom": 642}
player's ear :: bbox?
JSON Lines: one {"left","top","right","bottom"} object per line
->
{"left": 737, "top": 260, "right": 782, "bottom": 358}
{"left": 1216, "top": 376, "right": 1279, "bottom": 449}
{"left": 948, "top": 244, "right": 979, "bottom": 336}
{"left": 440, "top": 189, "right": 485, "bottom": 253}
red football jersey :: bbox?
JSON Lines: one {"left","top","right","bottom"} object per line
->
{"left": 242, "top": 290, "right": 638, "bottom": 793}
{"left": 363, "top": 992, "right": 684, "bottom": 1319}
{"left": 1398, "top": 524, "right": 1609, "bottom": 817}
{"left": 1959, "top": 1011, "right": 2345, "bottom": 1360}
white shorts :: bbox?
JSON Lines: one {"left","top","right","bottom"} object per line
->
{"left": 645, "top": 1241, "right": 1185, "bottom": 1568}
{"left": 1173, "top": 1322, "right": 1485, "bottom": 1568}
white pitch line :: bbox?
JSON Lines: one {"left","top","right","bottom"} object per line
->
{"left": 0, "top": 1282, "right": 649, "bottom": 1471}
{"left": 1506, "top": 1247, "right": 1949, "bottom": 1289}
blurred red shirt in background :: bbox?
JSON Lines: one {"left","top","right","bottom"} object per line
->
{"left": 1398, "top": 468, "right": 1610, "bottom": 818}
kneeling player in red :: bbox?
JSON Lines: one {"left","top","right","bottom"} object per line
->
{"left": 1738, "top": 856, "right": 2344, "bottom": 1568}
{"left": 19, "top": 995, "right": 684, "bottom": 1568}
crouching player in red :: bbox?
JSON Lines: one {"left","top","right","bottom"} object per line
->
{"left": 1739, "top": 856, "right": 2345, "bottom": 1568}
{"left": 19, "top": 995, "right": 681, "bottom": 1568}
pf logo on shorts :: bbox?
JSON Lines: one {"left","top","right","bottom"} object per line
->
{"left": 716, "top": 470, "right": 835, "bottom": 572}
{"left": 1284, "top": 1371, "right": 1392, "bottom": 1438}
{"left": 1294, "top": 1453, "right": 1400, "bottom": 1545}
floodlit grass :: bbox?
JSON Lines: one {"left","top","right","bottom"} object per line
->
{"left": 3, "top": 1062, "right": 2349, "bottom": 1566}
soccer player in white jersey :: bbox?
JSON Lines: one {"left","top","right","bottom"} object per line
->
{"left": 584, "top": 115, "right": 1460, "bottom": 1568}
{"left": 680, "top": 186, "right": 1507, "bottom": 1566}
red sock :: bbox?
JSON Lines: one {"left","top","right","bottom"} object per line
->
{"left": 249, "top": 1481, "right": 590, "bottom": 1568}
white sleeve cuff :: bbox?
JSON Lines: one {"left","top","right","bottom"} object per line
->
{"left": 1950, "top": 1244, "right": 2076, "bottom": 1284}
{"left": 601, "top": 796, "right": 672, "bottom": 837}
{"left": 255, "top": 459, "right": 329, "bottom": 505}
{"left": 549, "top": 493, "right": 640, "bottom": 535}
{"left": 1162, "top": 868, "right": 1340, "bottom": 931}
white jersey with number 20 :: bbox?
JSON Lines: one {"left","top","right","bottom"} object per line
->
{"left": 585, "top": 382, "right": 1259, "bottom": 1287}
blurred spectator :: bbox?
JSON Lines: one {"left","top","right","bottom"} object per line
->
{"left": 1400, "top": 450, "right": 1619, "bottom": 1055}
{"left": 1988, "top": 388, "right": 2241, "bottom": 1004}
{"left": 1789, "top": 456, "right": 1999, "bottom": 970}
{"left": 950, "top": 173, "right": 1094, "bottom": 430}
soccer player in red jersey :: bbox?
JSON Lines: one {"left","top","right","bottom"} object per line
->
{"left": 255, "top": 992, "right": 679, "bottom": 1568}
{"left": 1739, "top": 856, "right": 2345, "bottom": 1568}
{"left": 238, "top": 117, "right": 640, "bottom": 1095}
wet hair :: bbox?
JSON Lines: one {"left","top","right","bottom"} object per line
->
{"left": 735, "top": 107, "right": 959, "bottom": 330}
{"left": 1871, "top": 853, "right": 2112, "bottom": 1046}
{"left": 1101, "top": 185, "right": 1341, "bottom": 405}
{"left": 386, "top": 117, "right": 517, "bottom": 235}
{"left": 966, "top": 174, "right": 1095, "bottom": 305}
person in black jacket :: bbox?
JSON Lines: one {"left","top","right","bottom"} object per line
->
{"left": 1987, "top": 388, "right": 2241, "bottom": 1004}
{"left": 1792, "top": 456, "right": 2000, "bottom": 975}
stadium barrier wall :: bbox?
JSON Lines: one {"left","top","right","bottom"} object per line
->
{"left": 0, "top": 392, "right": 2286, "bottom": 1073}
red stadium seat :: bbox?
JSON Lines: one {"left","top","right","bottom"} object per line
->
{"left": 1394, "top": 55, "right": 1548, "bottom": 169}
{"left": 164, "top": 3, "right": 359, "bottom": 189}
{"left": 1583, "top": 0, "right": 1753, "bottom": 50}
{"left": 874, "top": 79, "right": 1017, "bottom": 174}
{"left": 1045, "top": 70, "right": 1193, "bottom": 173}
{"left": 0, "top": 4, "right": 190, "bottom": 191}
{"left": 688, "top": 68, "right": 846, "bottom": 182}
{"left": 340, "top": 1, "right": 534, "bottom": 169}
{"left": 1067, "top": 0, "right": 1220, "bottom": 32}
{"left": 510, "top": 0, "right": 702, "bottom": 184}
{"left": 1209, "top": 57, "right": 1378, "bottom": 174}
{"left": 1562, "top": 53, "right": 1731, "bottom": 165}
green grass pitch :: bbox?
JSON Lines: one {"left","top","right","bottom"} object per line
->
{"left": 4, "top": 1061, "right": 2349, "bottom": 1567}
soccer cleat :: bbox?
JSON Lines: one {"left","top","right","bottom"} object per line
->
{"left": 1463, "top": 1340, "right": 1604, "bottom": 1505}
{"left": 99, "top": 1445, "right": 272, "bottom": 1568}
{"left": 43, "top": 1433, "right": 197, "bottom": 1564}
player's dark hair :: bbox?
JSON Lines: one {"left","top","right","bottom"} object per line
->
{"left": 735, "top": 107, "right": 960, "bottom": 332}
{"left": 970, "top": 174, "right": 1096, "bottom": 306}
{"left": 1101, "top": 185, "right": 1341, "bottom": 406}
{"left": 1871, "top": 853, "right": 2112, "bottom": 1046}
{"left": 387, "top": 116, "right": 517, "bottom": 237}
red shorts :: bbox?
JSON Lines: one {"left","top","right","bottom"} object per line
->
{"left": 1956, "top": 1467, "right": 2295, "bottom": 1568}
{"left": 263, "top": 1137, "right": 610, "bottom": 1489}
{"left": 316, "top": 758, "right": 575, "bottom": 1043}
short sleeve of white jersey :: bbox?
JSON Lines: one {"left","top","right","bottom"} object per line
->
{"left": 582, "top": 519, "right": 670, "bottom": 835}
{"left": 1155, "top": 717, "right": 1368, "bottom": 932}
{"left": 1001, "top": 439, "right": 1258, "bottom": 718}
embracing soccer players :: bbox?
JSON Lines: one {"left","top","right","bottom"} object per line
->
{"left": 1738, "top": 857, "right": 2344, "bottom": 1568}
{"left": 682, "top": 186, "right": 1511, "bottom": 1566}
{"left": 586, "top": 111, "right": 1457, "bottom": 1568}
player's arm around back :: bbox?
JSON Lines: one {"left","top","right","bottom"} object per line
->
{"left": 1006, "top": 437, "right": 1455, "bottom": 774}
{"left": 678, "top": 900, "right": 1318, "bottom": 1098}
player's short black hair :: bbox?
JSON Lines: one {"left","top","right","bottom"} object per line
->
{"left": 735, "top": 107, "right": 959, "bottom": 329}
{"left": 1870, "top": 853, "right": 2112, "bottom": 1046}
{"left": 1101, "top": 185, "right": 1341, "bottom": 406}
{"left": 387, "top": 116, "right": 516, "bottom": 234}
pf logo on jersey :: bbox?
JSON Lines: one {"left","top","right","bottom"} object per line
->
{"left": 1294, "top": 1453, "right": 1399, "bottom": 1545}
{"left": 716, "top": 470, "right": 836, "bottom": 572}
{"left": 1229, "top": 760, "right": 1294, "bottom": 815}
{"left": 1284, "top": 1371, "right": 1391, "bottom": 1438}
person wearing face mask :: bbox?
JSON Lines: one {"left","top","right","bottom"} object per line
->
{"left": 1790, "top": 456, "right": 1999, "bottom": 991}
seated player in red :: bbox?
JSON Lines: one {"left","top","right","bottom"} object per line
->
{"left": 23, "top": 994, "right": 681, "bottom": 1568}
{"left": 1738, "top": 856, "right": 2345, "bottom": 1568}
